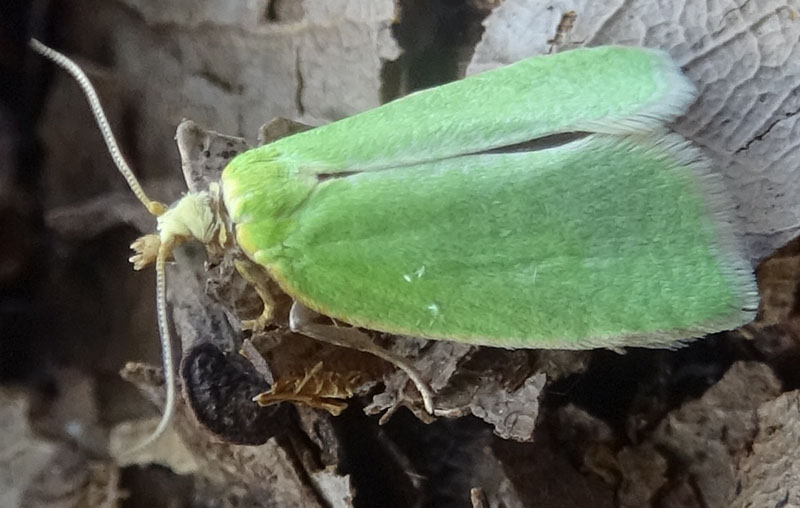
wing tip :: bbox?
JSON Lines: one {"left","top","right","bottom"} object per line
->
{"left": 574, "top": 46, "right": 697, "bottom": 136}
{"left": 642, "top": 134, "right": 759, "bottom": 318}
{"left": 628, "top": 133, "right": 760, "bottom": 342}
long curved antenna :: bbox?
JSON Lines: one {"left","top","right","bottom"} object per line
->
{"left": 124, "top": 242, "right": 177, "bottom": 455}
{"left": 31, "top": 38, "right": 176, "bottom": 452}
{"left": 29, "top": 38, "right": 166, "bottom": 216}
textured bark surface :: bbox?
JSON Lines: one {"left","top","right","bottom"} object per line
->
{"left": 5, "top": 0, "right": 800, "bottom": 507}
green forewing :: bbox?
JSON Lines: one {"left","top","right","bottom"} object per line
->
{"left": 245, "top": 46, "right": 695, "bottom": 175}
{"left": 221, "top": 46, "right": 757, "bottom": 348}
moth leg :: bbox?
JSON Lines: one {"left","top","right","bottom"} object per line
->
{"left": 234, "top": 259, "right": 276, "bottom": 332}
{"left": 129, "top": 234, "right": 161, "bottom": 270}
{"left": 289, "top": 301, "right": 435, "bottom": 414}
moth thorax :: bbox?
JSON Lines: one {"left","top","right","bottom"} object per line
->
{"left": 157, "top": 187, "right": 228, "bottom": 252}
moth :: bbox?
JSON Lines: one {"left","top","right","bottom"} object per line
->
{"left": 31, "top": 40, "right": 757, "bottom": 451}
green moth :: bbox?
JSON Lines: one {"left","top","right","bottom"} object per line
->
{"left": 223, "top": 46, "right": 756, "bottom": 347}
{"left": 31, "top": 40, "right": 758, "bottom": 450}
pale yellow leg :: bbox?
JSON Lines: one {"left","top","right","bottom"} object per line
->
{"left": 129, "top": 234, "right": 161, "bottom": 270}
{"left": 234, "top": 259, "right": 276, "bottom": 332}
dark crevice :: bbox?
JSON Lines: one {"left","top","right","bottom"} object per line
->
{"left": 332, "top": 404, "right": 422, "bottom": 508}
{"left": 544, "top": 333, "right": 747, "bottom": 435}
{"left": 736, "top": 102, "right": 800, "bottom": 154}
{"left": 382, "top": 0, "right": 494, "bottom": 102}
{"left": 196, "top": 69, "right": 236, "bottom": 93}
{"left": 265, "top": 0, "right": 278, "bottom": 22}
{"left": 548, "top": 9, "right": 578, "bottom": 50}
{"left": 263, "top": 0, "right": 305, "bottom": 24}
{"left": 295, "top": 47, "right": 305, "bottom": 115}
{"left": 334, "top": 403, "right": 496, "bottom": 508}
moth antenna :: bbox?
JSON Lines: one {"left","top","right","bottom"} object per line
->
{"left": 31, "top": 38, "right": 177, "bottom": 453}
{"left": 29, "top": 38, "right": 167, "bottom": 216}
{"left": 124, "top": 241, "right": 177, "bottom": 455}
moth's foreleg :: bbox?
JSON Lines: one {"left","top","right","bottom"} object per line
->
{"left": 129, "top": 234, "right": 161, "bottom": 270}
{"left": 234, "top": 258, "right": 276, "bottom": 332}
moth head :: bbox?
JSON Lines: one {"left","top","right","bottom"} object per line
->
{"left": 130, "top": 184, "right": 230, "bottom": 268}
{"left": 158, "top": 191, "right": 220, "bottom": 246}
